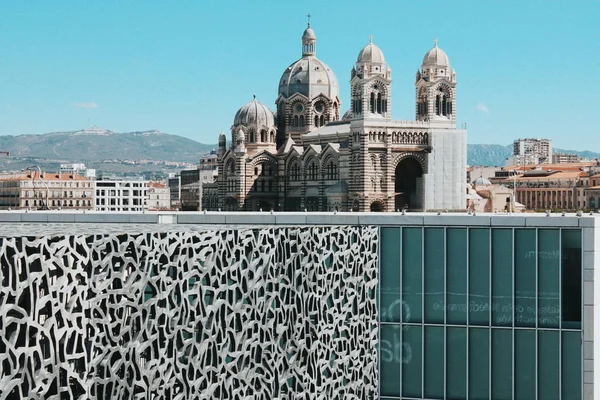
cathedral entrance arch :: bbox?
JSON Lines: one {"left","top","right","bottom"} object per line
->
{"left": 394, "top": 157, "right": 423, "bottom": 210}
{"left": 370, "top": 200, "right": 385, "bottom": 212}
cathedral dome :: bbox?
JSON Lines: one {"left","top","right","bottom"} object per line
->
{"left": 357, "top": 40, "right": 385, "bottom": 64}
{"left": 279, "top": 58, "right": 339, "bottom": 99}
{"left": 278, "top": 23, "right": 339, "bottom": 100}
{"left": 422, "top": 40, "right": 450, "bottom": 67}
{"left": 233, "top": 96, "right": 275, "bottom": 128}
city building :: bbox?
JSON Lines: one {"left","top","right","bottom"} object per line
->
{"left": 95, "top": 179, "right": 148, "bottom": 211}
{"left": 467, "top": 166, "right": 498, "bottom": 184}
{"left": 0, "top": 170, "right": 94, "bottom": 210}
{"left": 553, "top": 152, "right": 581, "bottom": 164}
{"left": 167, "top": 173, "right": 181, "bottom": 208}
{"left": 467, "top": 177, "right": 524, "bottom": 213}
{"left": 507, "top": 138, "right": 553, "bottom": 166}
{"left": 147, "top": 182, "right": 171, "bottom": 210}
{"left": 495, "top": 162, "right": 600, "bottom": 211}
{"left": 206, "top": 23, "right": 466, "bottom": 212}
{"left": 179, "top": 169, "right": 200, "bottom": 211}
{"left": 179, "top": 151, "right": 219, "bottom": 211}
{"left": 0, "top": 212, "right": 594, "bottom": 399}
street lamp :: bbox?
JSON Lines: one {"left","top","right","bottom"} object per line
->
{"left": 24, "top": 165, "right": 50, "bottom": 210}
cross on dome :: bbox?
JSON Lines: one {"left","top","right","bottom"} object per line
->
{"left": 434, "top": 38, "right": 439, "bottom": 47}
{"left": 307, "top": 13, "right": 311, "bottom": 26}
{"left": 369, "top": 34, "right": 373, "bottom": 43}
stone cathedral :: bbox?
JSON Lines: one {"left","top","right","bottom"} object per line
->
{"left": 203, "top": 22, "right": 466, "bottom": 212}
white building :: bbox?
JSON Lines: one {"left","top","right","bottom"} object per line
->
{"left": 95, "top": 179, "right": 148, "bottom": 211}
{"left": 508, "top": 138, "right": 553, "bottom": 165}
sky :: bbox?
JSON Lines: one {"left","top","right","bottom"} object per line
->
{"left": 0, "top": 0, "right": 599, "bottom": 150}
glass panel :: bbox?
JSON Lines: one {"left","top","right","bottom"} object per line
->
{"left": 401, "top": 325, "right": 422, "bottom": 398}
{"left": 381, "top": 227, "right": 402, "bottom": 323}
{"left": 446, "top": 327, "right": 466, "bottom": 399}
{"left": 424, "top": 228, "right": 445, "bottom": 324}
{"left": 469, "top": 328, "right": 489, "bottom": 400}
{"left": 562, "top": 331, "right": 582, "bottom": 400}
{"left": 424, "top": 326, "right": 444, "bottom": 399}
{"left": 402, "top": 227, "right": 422, "bottom": 323}
{"left": 469, "top": 228, "right": 490, "bottom": 325}
{"left": 492, "top": 229, "right": 513, "bottom": 326}
{"left": 515, "top": 329, "right": 535, "bottom": 399}
{"left": 514, "top": 229, "right": 537, "bottom": 327}
{"left": 491, "top": 329, "right": 512, "bottom": 400}
{"left": 380, "top": 324, "right": 401, "bottom": 397}
{"left": 561, "top": 229, "right": 582, "bottom": 329}
{"left": 446, "top": 228, "right": 467, "bottom": 325}
{"left": 538, "top": 229, "right": 560, "bottom": 328}
{"left": 538, "top": 330, "right": 560, "bottom": 400}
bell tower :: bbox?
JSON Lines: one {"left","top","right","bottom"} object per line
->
{"left": 350, "top": 36, "right": 392, "bottom": 120}
{"left": 415, "top": 39, "right": 457, "bottom": 126}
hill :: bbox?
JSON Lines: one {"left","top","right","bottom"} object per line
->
{"left": 2, "top": 128, "right": 599, "bottom": 173}
{"left": 0, "top": 127, "right": 215, "bottom": 162}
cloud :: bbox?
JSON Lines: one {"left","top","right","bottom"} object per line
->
{"left": 73, "top": 102, "right": 98, "bottom": 109}
{"left": 475, "top": 103, "right": 489, "bottom": 113}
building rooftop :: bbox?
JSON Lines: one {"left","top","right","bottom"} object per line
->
{"left": 0, "top": 211, "right": 593, "bottom": 237}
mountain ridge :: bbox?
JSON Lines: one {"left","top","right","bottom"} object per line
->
{"left": 1, "top": 129, "right": 598, "bottom": 171}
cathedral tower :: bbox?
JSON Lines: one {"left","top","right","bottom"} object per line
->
{"left": 350, "top": 37, "right": 392, "bottom": 120}
{"left": 415, "top": 39, "right": 457, "bottom": 126}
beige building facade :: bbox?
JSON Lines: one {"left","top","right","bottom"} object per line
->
{"left": 0, "top": 171, "right": 94, "bottom": 210}
{"left": 206, "top": 24, "right": 466, "bottom": 212}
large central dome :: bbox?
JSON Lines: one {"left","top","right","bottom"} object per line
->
{"left": 278, "top": 23, "right": 339, "bottom": 100}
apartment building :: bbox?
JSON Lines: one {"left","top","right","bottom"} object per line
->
{"left": 0, "top": 171, "right": 94, "bottom": 210}
{"left": 95, "top": 179, "right": 148, "bottom": 211}
{"left": 507, "top": 138, "right": 553, "bottom": 165}
{"left": 147, "top": 182, "right": 171, "bottom": 210}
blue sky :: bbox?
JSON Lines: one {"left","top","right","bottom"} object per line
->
{"left": 0, "top": 1, "right": 598, "bottom": 149}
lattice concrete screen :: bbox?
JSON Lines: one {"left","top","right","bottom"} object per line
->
{"left": 0, "top": 226, "right": 378, "bottom": 399}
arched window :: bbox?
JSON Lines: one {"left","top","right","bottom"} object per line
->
{"left": 300, "top": 115, "right": 305, "bottom": 127}
{"left": 320, "top": 115, "right": 325, "bottom": 127}
{"left": 314, "top": 115, "right": 319, "bottom": 127}
{"left": 249, "top": 131, "right": 255, "bottom": 143}
{"left": 370, "top": 92, "right": 375, "bottom": 113}
{"left": 294, "top": 115, "right": 299, "bottom": 127}
{"left": 306, "top": 161, "right": 318, "bottom": 181}
{"left": 325, "top": 159, "right": 338, "bottom": 180}
{"left": 226, "top": 160, "right": 235, "bottom": 176}
{"left": 289, "top": 161, "right": 300, "bottom": 181}
{"left": 261, "top": 130, "right": 266, "bottom": 142}
{"left": 435, "top": 95, "right": 441, "bottom": 116}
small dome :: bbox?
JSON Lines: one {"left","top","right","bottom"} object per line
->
{"left": 422, "top": 40, "right": 450, "bottom": 67}
{"left": 237, "top": 128, "right": 245, "bottom": 140}
{"left": 233, "top": 96, "right": 275, "bottom": 128}
{"left": 342, "top": 109, "right": 353, "bottom": 121}
{"left": 303, "top": 25, "right": 316, "bottom": 40}
{"left": 219, "top": 132, "right": 226, "bottom": 141}
{"left": 473, "top": 176, "right": 491, "bottom": 185}
{"left": 357, "top": 40, "right": 385, "bottom": 64}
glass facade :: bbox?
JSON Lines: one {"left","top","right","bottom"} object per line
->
{"left": 379, "top": 227, "right": 583, "bottom": 400}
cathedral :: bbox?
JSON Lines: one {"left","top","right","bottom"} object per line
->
{"left": 202, "top": 22, "right": 466, "bottom": 212}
